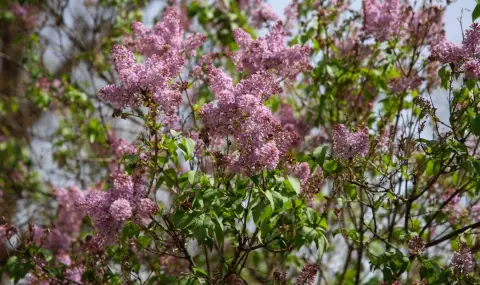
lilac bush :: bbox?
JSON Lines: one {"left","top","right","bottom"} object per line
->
{"left": 0, "top": 0, "right": 479, "bottom": 284}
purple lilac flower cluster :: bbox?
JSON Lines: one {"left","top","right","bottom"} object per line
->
{"left": 332, "top": 124, "right": 369, "bottom": 160}
{"left": 362, "top": 0, "right": 403, "bottom": 42}
{"left": 100, "top": 7, "right": 206, "bottom": 127}
{"left": 408, "top": 235, "right": 425, "bottom": 256}
{"left": 33, "top": 187, "right": 84, "bottom": 253}
{"left": 75, "top": 172, "right": 157, "bottom": 250}
{"left": 277, "top": 104, "right": 309, "bottom": 148}
{"left": 199, "top": 22, "right": 310, "bottom": 174}
{"left": 388, "top": 75, "right": 423, "bottom": 94}
{"left": 431, "top": 23, "right": 480, "bottom": 79}
{"left": 294, "top": 263, "right": 318, "bottom": 285}
{"left": 363, "top": 0, "right": 444, "bottom": 47}
{"left": 200, "top": 67, "right": 296, "bottom": 174}
{"left": 250, "top": 0, "right": 278, "bottom": 28}
{"left": 230, "top": 22, "right": 311, "bottom": 79}
{"left": 288, "top": 162, "right": 311, "bottom": 185}
{"left": 111, "top": 137, "right": 137, "bottom": 157}
{"left": 451, "top": 243, "right": 474, "bottom": 274}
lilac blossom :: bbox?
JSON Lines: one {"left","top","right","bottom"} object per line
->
{"left": 430, "top": 39, "right": 464, "bottom": 64}
{"left": 277, "top": 104, "right": 308, "bottom": 148}
{"left": 55, "top": 250, "right": 72, "bottom": 266}
{"left": 406, "top": 6, "right": 445, "bottom": 47}
{"left": 54, "top": 186, "right": 84, "bottom": 240}
{"left": 109, "top": 198, "right": 133, "bottom": 221}
{"left": 0, "top": 225, "right": 8, "bottom": 245}
{"left": 32, "top": 226, "right": 71, "bottom": 253}
{"left": 111, "top": 137, "right": 137, "bottom": 157}
{"left": 471, "top": 204, "right": 480, "bottom": 221}
{"left": 250, "top": 1, "right": 278, "bottom": 28}
{"left": 284, "top": 0, "right": 299, "bottom": 33}
{"left": 461, "top": 59, "right": 480, "bottom": 79}
{"left": 75, "top": 172, "right": 157, "bottom": 250}
{"left": 408, "top": 235, "right": 425, "bottom": 256}
{"left": 31, "top": 187, "right": 84, "bottom": 254}
{"left": 430, "top": 23, "right": 480, "bottom": 79}
{"left": 294, "top": 263, "right": 318, "bottom": 285}
{"left": 288, "top": 162, "right": 311, "bottom": 185}
{"left": 273, "top": 271, "right": 287, "bottom": 285}
{"left": 11, "top": 2, "right": 38, "bottom": 30}
{"left": 199, "top": 67, "right": 298, "bottom": 174}
{"left": 231, "top": 22, "right": 311, "bottom": 79}
{"left": 389, "top": 75, "right": 422, "bottom": 93}
{"left": 362, "top": 0, "right": 404, "bottom": 41}
{"left": 332, "top": 124, "right": 369, "bottom": 160}
{"left": 301, "top": 169, "right": 324, "bottom": 200}
{"left": 451, "top": 243, "right": 474, "bottom": 274}
{"left": 225, "top": 274, "right": 246, "bottom": 285}
{"left": 100, "top": 7, "right": 206, "bottom": 127}
{"left": 462, "top": 22, "right": 480, "bottom": 57}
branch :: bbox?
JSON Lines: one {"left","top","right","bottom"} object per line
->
{"left": 426, "top": 221, "right": 480, "bottom": 248}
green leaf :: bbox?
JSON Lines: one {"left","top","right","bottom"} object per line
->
{"left": 214, "top": 221, "right": 224, "bottom": 246}
{"left": 464, "top": 160, "right": 476, "bottom": 175}
{"left": 473, "top": 4, "right": 480, "bottom": 22}
{"left": 326, "top": 65, "right": 335, "bottom": 76}
{"left": 302, "top": 226, "right": 317, "bottom": 242}
{"left": 316, "top": 236, "right": 326, "bottom": 257}
{"left": 323, "top": 160, "right": 338, "bottom": 173}
{"left": 472, "top": 160, "right": 480, "bottom": 175}
{"left": 314, "top": 146, "right": 328, "bottom": 166}
{"left": 180, "top": 137, "right": 196, "bottom": 160}
{"left": 252, "top": 201, "right": 268, "bottom": 224}
{"left": 6, "top": 256, "right": 33, "bottom": 283}
{"left": 188, "top": 170, "right": 196, "bottom": 184}
{"left": 306, "top": 208, "right": 318, "bottom": 224}
{"left": 264, "top": 190, "right": 275, "bottom": 209}
{"left": 137, "top": 236, "right": 152, "bottom": 250}
{"left": 383, "top": 267, "right": 393, "bottom": 282}
{"left": 39, "top": 248, "right": 53, "bottom": 262}
{"left": 470, "top": 116, "right": 480, "bottom": 135}
{"left": 193, "top": 267, "right": 209, "bottom": 278}
{"left": 285, "top": 176, "right": 301, "bottom": 194}
{"left": 345, "top": 184, "right": 357, "bottom": 200}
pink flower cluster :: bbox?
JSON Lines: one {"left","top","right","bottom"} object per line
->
{"left": 431, "top": 23, "right": 480, "bottom": 79}
{"left": 284, "top": 0, "right": 299, "bottom": 33}
{"left": 406, "top": 6, "right": 444, "bottom": 46}
{"left": 100, "top": 8, "right": 206, "bottom": 127}
{"left": 200, "top": 67, "right": 297, "bottom": 174}
{"left": 199, "top": 22, "right": 310, "bottom": 174}
{"left": 288, "top": 162, "right": 311, "bottom": 185}
{"left": 33, "top": 187, "right": 84, "bottom": 253}
{"left": 451, "top": 243, "right": 474, "bottom": 274}
{"left": 294, "top": 263, "right": 318, "bottom": 285}
{"left": 362, "top": 0, "right": 403, "bottom": 41}
{"left": 111, "top": 137, "right": 137, "bottom": 157}
{"left": 75, "top": 172, "right": 157, "bottom": 250}
{"left": 27, "top": 187, "right": 86, "bottom": 284}
{"left": 389, "top": 75, "right": 422, "bottom": 94}
{"left": 363, "top": 0, "right": 444, "bottom": 46}
{"left": 250, "top": 0, "right": 278, "bottom": 28}
{"left": 332, "top": 124, "right": 369, "bottom": 160}
{"left": 407, "top": 235, "right": 425, "bottom": 256}
{"left": 231, "top": 22, "right": 311, "bottom": 79}
{"left": 277, "top": 104, "right": 308, "bottom": 148}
